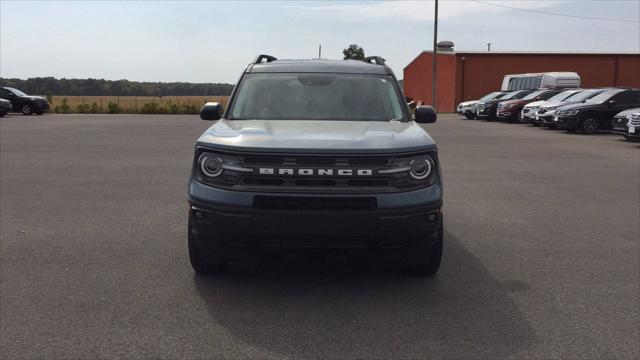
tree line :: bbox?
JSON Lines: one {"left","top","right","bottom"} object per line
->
{"left": 0, "top": 77, "right": 234, "bottom": 96}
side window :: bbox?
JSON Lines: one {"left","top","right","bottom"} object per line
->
{"left": 613, "top": 92, "right": 635, "bottom": 105}
{"left": 0, "top": 89, "right": 11, "bottom": 99}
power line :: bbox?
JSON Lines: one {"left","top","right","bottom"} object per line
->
{"left": 471, "top": 0, "right": 640, "bottom": 23}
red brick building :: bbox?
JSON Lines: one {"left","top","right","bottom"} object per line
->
{"left": 403, "top": 51, "right": 640, "bottom": 112}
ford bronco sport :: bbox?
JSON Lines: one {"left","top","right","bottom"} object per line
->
{"left": 188, "top": 55, "right": 443, "bottom": 276}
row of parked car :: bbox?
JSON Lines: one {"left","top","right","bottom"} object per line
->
{"left": 0, "top": 87, "right": 50, "bottom": 116}
{"left": 457, "top": 87, "right": 640, "bottom": 141}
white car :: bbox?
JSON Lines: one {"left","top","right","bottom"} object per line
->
{"left": 457, "top": 92, "right": 504, "bottom": 119}
{"left": 520, "top": 89, "right": 582, "bottom": 124}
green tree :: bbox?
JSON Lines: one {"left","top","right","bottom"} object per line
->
{"left": 342, "top": 44, "right": 365, "bottom": 60}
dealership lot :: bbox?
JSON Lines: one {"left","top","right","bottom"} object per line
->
{"left": 1, "top": 114, "right": 638, "bottom": 359}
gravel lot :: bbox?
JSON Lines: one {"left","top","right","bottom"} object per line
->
{"left": 1, "top": 113, "right": 638, "bottom": 359}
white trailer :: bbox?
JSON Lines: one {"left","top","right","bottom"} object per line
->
{"left": 501, "top": 72, "right": 581, "bottom": 91}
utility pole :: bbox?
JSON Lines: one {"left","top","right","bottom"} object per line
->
{"left": 318, "top": 44, "right": 322, "bottom": 59}
{"left": 487, "top": 42, "right": 491, "bottom": 52}
{"left": 432, "top": 0, "right": 438, "bottom": 110}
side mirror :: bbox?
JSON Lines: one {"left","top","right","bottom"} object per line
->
{"left": 200, "top": 102, "right": 221, "bottom": 120}
{"left": 414, "top": 105, "right": 437, "bottom": 123}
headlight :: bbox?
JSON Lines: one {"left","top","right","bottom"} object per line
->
{"left": 410, "top": 158, "right": 433, "bottom": 180}
{"left": 199, "top": 153, "right": 223, "bottom": 177}
{"left": 194, "top": 150, "right": 250, "bottom": 187}
{"left": 565, "top": 109, "right": 579, "bottom": 116}
{"left": 384, "top": 153, "right": 438, "bottom": 188}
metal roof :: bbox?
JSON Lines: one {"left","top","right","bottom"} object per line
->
{"left": 404, "top": 50, "right": 640, "bottom": 70}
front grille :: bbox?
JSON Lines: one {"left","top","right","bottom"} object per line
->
{"left": 629, "top": 115, "right": 640, "bottom": 126}
{"left": 217, "top": 151, "right": 430, "bottom": 193}
{"left": 254, "top": 196, "right": 377, "bottom": 211}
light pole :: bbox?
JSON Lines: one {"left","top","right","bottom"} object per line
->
{"left": 432, "top": 0, "right": 438, "bottom": 110}
{"left": 487, "top": 42, "right": 491, "bottom": 52}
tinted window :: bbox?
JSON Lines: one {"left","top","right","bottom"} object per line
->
{"left": 0, "top": 88, "right": 11, "bottom": 98}
{"left": 613, "top": 91, "right": 638, "bottom": 105}
{"left": 479, "top": 92, "right": 500, "bottom": 101}
{"left": 513, "top": 90, "right": 533, "bottom": 99}
{"left": 587, "top": 90, "right": 621, "bottom": 103}
{"left": 523, "top": 90, "right": 546, "bottom": 100}
{"left": 570, "top": 90, "right": 603, "bottom": 102}
{"left": 539, "top": 91, "right": 559, "bottom": 100}
{"left": 229, "top": 73, "right": 404, "bottom": 121}
{"left": 4, "top": 87, "right": 26, "bottom": 96}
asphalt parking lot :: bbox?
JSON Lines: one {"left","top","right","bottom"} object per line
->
{"left": 1, "top": 113, "right": 638, "bottom": 359}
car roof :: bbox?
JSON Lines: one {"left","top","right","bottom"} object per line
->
{"left": 248, "top": 59, "right": 392, "bottom": 75}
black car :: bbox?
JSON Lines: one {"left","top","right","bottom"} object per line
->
{"left": 188, "top": 55, "right": 443, "bottom": 276}
{"left": 611, "top": 108, "right": 640, "bottom": 141}
{"left": 0, "top": 87, "right": 49, "bottom": 115}
{"left": 555, "top": 88, "right": 640, "bottom": 134}
{"left": 0, "top": 98, "right": 12, "bottom": 117}
{"left": 476, "top": 90, "right": 532, "bottom": 121}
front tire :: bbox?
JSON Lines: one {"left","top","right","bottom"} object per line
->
{"left": 464, "top": 111, "right": 475, "bottom": 119}
{"left": 407, "top": 220, "right": 443, "bottom": 277}
{"left": 188, "top": 220, "right": 227, "bottom": 275}
{"left": 22, "top": 104, "right": 33, "bottom": 115}
{"left": 580, "top": 115, "right": 600, "bottom": 134}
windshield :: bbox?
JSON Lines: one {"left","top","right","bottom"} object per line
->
{"left": 229, "top": 73, "right": 404, "bottom": 121}
{"left": 5, "top": 87, "right": 27, "bottom": 96}
{"left": 479, "top": 92, "right": 501, "bottom": 101}
{"left": 547, "top": 90, "right": 578, "bottom": 102}
{"left": 569, "top": 90, "right": 603, "bottom": 102}
{"left": 523, "top": 90, "right": 546, "bottom": 100}
{"left": 501, "top": 91, "right": 526, "bottom": 100}
{"left": 586, "top": 90, "right": 619, "bottom": 104}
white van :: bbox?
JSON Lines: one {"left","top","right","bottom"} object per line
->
{"left": 501, "top": 72, "right": 581, "bottom": 91}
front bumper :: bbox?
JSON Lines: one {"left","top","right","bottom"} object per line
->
{"left": 188, "top": 178, "right": 443, "bottom": 257}
{"left": 554, "top": 115, "right": 579, "bottom": 130}
{"left": 612, "top": 125, "right": 640, "bottom": 138}
{"left": 476, "top": 107, "right": 494, "bottom": 118}
{"left": 497, "top": 109, "right": 518, "bottom": 121}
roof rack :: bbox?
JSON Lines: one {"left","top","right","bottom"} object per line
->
{"left": 363, "top": 56, "right": 386, "bottom": 66}
{"left": 253, "top": 54, "right": 277, "bottom": 64}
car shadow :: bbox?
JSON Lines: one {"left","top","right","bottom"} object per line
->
{"left": 194, "top": 231, "right": 536, "bottom": 359}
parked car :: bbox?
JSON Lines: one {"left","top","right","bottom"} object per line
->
{"left": 554, "top": 88, "right": 640, "bottom": 134}
{"left": 457, "top": 91, "right": 505, "bottom": 119}
{"left": 496, "top": 89, "right": 562, "bottom": 123}
{"left": 611, "top": 108, "right": 640, "bottom": 141}
{"left": 188, "top": 55, "right": 443, "bottom": 276}
{"left": 0, "top": 87, "right": 49, "bottom": 115}
{"left": 0, "top": 98, "right": 12, "bottom": 117}
{"left": 535, "top": 88, "right": 609, "bottom": 127}
{"left": 521, "top": 89, "right": 582, "bottom": 124}
{"left": 476, "top": 90, "right": 532, "bottom": 121}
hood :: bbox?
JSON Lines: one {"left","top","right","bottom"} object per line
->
{"left": 499, "top": 99, "right": 526, "bottom": 107}
{"left": 459, "top": 100, "right": 478, "bottom": 107}
{"left": 20, "top": 95, "right": 47, "bottom": 101}
{"left": 524, "top": 100, "right": 546, "bottom": 108}
{"left": 615, "top": 108, "right": 640, "bottom": 117}
{"left": 558, "top": 102, "right": 599, "bottom": 112}
{"left": 197, "top": 119, "right": 436, "bottom": 153}
{"left": 539, "top": 101, "right": 564, "bottom": 109}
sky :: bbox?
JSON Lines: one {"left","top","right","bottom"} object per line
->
{"left": 1, "top": 0, "right": 639, "bottom": 83}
